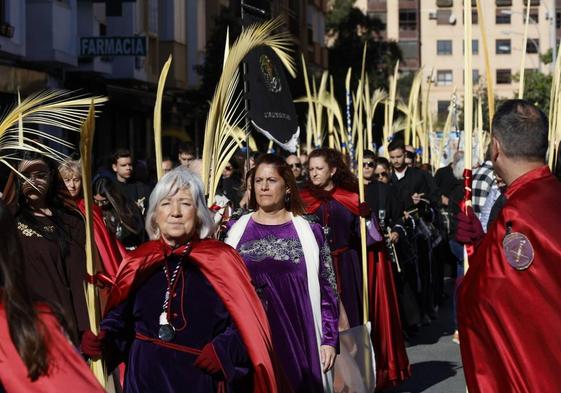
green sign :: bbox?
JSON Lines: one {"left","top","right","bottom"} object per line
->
{"left": 80, "top": 36, "right": 147, "bottom": 57}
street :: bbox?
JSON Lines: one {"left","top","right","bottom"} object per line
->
{"left": 386, "top": 279, "right": 465, "bottom": 393}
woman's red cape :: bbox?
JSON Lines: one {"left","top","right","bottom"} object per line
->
{"left": 300, "top": 187, "right": 360, "bottom": 215}
{"left": 104, "top": 238, "right": 279, "bottom": 393}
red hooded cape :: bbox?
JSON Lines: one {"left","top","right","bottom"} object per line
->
{"left": 105, "top": 238, "right": 278, "bottom": 393}
{"left": 77, "top": 199, "right": 125, "bottom": 279}
{"left": 0, "top": 303, "right": 104, "bottom": 393}
{"left": 459, "top": 166, "right": 561, "bottom": 392}
{"left": 300, "top": 187, "right": 360, "bottom": 215}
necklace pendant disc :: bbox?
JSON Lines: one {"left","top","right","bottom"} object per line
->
{"left": 158, "top": 323, "right": 176, "bottom": 342}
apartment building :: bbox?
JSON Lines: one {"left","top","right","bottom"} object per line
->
{"left": 355, "top": 0, "right": 421, "bottom": 70}
{"left": 421, "top": 0, "right": 557, "bottom": 122}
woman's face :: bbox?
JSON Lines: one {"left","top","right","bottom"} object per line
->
{"left": 62, "top": 172, "right": 82, "bottom": 198}
{"left": 308, "top": 156, "right": 335, "bottom": 189}
{"left": 155, "top": 188, "right": 198, "bottom": 246}
{"left": 19, "top": 160, "right": 51, "bottom": 202}
{"left": 254, "top": 164, "right": 287, "bottom": 212}
{"left": 374, "top": 164, "right": 390, "bottom": 184}
{"left": 363, "top": 158, "right": 375, "bottom": 180}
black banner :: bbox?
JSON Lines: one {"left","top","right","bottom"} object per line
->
{"left": 242, "top": 8, "right": 299, "bottom": 152}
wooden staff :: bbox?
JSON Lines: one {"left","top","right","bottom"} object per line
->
{"left": 154, "top": 55, "right": 172, "bottom": 181}
{"left": 79, "top": 102, "right": 107, "bottom": 387}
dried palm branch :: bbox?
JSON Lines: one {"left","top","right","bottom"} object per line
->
{"left": 0, "top": 89, "right": 107, "bottom": 178}
{"left": 518, "top": 1, "right": 531, "bottom": 99}
{"left": 475, "top": 0, "right": 495, "bottom": 131}
{"left": 300, "top": 54, "right": 317, "bottom": 154}
{"left": 154, "top": 55, "right": 172, "bottom": 181}
{"left": 79, "top": 102, "right": 107, "bottom": 387}
{"left": 201, "top": 17, "right": 295, "bottom": 205}
{"left": 404, "top": 69, "right": 423, "bottom": 146}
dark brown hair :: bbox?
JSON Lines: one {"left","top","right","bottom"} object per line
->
{"left": 0, "top": 199, "right": 49, "bottom": 381}
{"left": 249, "top": 154, "right": 306, "bottom": 216}
{"left": 308, "top": 148, "right": 359, "bottom": 193}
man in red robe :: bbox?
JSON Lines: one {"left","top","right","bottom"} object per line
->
{"left": 457, "top": 99, "right": 561, "bottom": 392}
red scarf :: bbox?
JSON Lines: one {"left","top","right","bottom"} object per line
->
{"left": 300, "top": 186, "right": 360, "bottom": 215}
{"left": 105, "top": 239, "right": 278, "bottom": 393}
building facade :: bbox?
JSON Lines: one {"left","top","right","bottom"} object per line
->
{"left": 421, "top": 0, "right": 557, "bottom": 122}
{"left": 0, "top": 0, "right": 327, "bottom": 162}
{"left": 355, "top": 0, "right": 421, "bottom": 70}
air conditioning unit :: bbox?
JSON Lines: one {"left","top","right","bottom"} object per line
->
{"left": 428, "top": 10, "right": 437, "bottom": 20}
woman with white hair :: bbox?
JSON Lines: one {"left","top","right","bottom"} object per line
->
{"left": 80, "top": 167, "right": 279, "bottom": 393}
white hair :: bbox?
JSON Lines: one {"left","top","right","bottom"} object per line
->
{"left": 145, "top": 166, "right": 215, "bottom": 240}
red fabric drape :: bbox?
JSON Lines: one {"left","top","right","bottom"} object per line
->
{"left": 368, "top": 245, "right": 411, "bottom": 390}
{"left": 0, "top": 304, "right": 104, "bottom": 393}
{"left": 77, "top": 199, "right": 125, "bottom": 279}
{"left": 300, "top": 187, "right": 360, "bottom": 215}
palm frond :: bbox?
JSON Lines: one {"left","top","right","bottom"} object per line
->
{"left": 154, "top": 55, "right": 173, "bottom": 180}
{"left": 201, "top": 17, "right": 295, "bottom": 205}
{"left": 78, "top": 101, "right": 107, "bottom": 387}
{"left": 0, "top": 89, "right": 107, "bottom": 178}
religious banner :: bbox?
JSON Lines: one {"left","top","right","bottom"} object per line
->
{"left": 242, "top": 11, "right": 299, "bottom": 152}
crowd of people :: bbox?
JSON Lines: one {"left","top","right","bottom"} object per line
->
{"left": 0, "top": 99, "right": 560, "bottom": 392}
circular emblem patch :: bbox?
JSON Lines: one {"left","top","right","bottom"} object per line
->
{"left": 502, "top": 232, "right": 534, "bottom": 270}
{"left": 259, "top": 54, "right": 281, "bottom": 93}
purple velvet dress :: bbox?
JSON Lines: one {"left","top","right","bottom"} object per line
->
{"left": 314, "top": 199, "right": 364, "bottom": 328}
{"left": 233, "top": 217, "right": 338, "bottom": 393}
{"left": 101, "top": 254, "right": 251, "bottom": 393}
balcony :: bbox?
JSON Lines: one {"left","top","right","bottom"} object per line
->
{"left": 26, "top": 0, "right": 78, "bottom": 67}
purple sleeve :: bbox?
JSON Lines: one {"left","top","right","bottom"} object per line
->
{"left": 211, "top": 323, "right": 251, "bottom": 382}
{"left": 311, "top": 223, "right": 339, "bottom": 348}
{"left": 100, "top": 300, "right": 135, "bottom": 369}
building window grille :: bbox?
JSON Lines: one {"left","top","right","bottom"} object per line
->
{"left": 436, "top": 70, "right": 453, "bottom": 86}
{"left": 437, "top": 40, "right": 453, "bottom": 55}
{"left": 496, "top": 69, "right": 512, "bottom": 84}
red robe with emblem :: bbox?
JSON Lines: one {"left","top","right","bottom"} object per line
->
{"left": 458, "top": 166, "right": 561, "bottom": 392}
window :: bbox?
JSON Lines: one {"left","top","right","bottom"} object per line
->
{"left": 437, "top": 0, "right": 453, "bottom": 7}
{"left": 437, "top": 40, "right": 453, "bottom": 55}
{"left": 496, "top": 0, "right": 512, "bottom": 5}
{"left": 525, "top": 8, "right": 539, "bottom": 23}
{"left": 496, "top": 39, "right": 511, "bottom": 54}
{"left": 557, "top": 11, "right": 561, "bottom": 29}
{"left": 464, "top": 69, "right": 480, "bottom": 84}
{"left": 399, "top": 41, "right": 418, "bottom": 59}
{"left": 496, "top": 10, "right": 511, "bottom": 24}
{"left": 437, "top": 70, "right": 453, "bottom": 86}
{"left": 437, "top": 10, "right": 452, "bottom": 25}
{"left": 399, "top": 9, "right": 417, "bottom": 31}
{"left": 437, "top": 100, "right": 450, "bottom": 122}
{"left": 462, "top": 39, "right": 479, "bottom": 55}
{"left": 526, "top": 39, "right": 539, "bottom": 54}
{"left": 496, "top": 69, "right": 512, "bottom": 84}
{"left": 523, "top": 0, "right": 540, "bottom": 5}
{"left": 463, "top": 8, "right": 478, "bottom": 24}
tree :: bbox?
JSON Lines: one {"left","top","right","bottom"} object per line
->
{"left": 327, "top": 6, "right": 402, "bottom": 104}
{"left": 514, "top": 70, "right": 552, "bottom": 113}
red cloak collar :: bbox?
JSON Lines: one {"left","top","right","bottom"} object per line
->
{"left": 505, "top": 165, "right": 551, "bottom": 198}
{"left": 105, "top": 238, "right": 278, "bottom": 393}
{"left": 300, "top": 186, "right": 360, "bottom": 215}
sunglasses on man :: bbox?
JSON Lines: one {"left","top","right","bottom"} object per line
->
{"left": 363, "top": 161, "right": 375, "bottom": 168}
